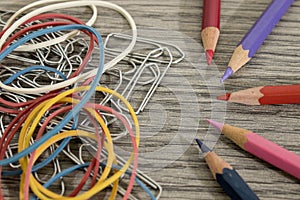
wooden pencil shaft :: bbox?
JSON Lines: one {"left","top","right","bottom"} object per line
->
{"left": 222, "top": 124, "right": 250, "bottom": 150}
{"left": 227, "top": 45, "right": 251, "bottom": 72}
{"left": 228, "top": 86, "right": 264, "bottom": 105}
{"left": 204, "top": 151, "right": 233, "bottom": 179}
{"left": 201, "top": 27, "right": 220, "bottom": 51}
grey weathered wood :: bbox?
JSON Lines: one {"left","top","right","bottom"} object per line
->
{"left": 0, "top": 0, "right": 299, "bottom": 199}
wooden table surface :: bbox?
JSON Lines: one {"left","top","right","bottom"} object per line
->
{"left": 0, "top": 0, "right": 299, "bottom": 199}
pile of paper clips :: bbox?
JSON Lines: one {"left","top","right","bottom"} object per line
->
{"left": 0, "top": 0, "right": 186, "bottom": 199}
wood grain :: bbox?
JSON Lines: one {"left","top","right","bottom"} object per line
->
{"left": 0, "top": 0, "right": 299, "bottom": 199}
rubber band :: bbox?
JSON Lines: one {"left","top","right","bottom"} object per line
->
{"left": 2, "top": 0, "right": 98, "bottom": 51}
{"left": 0, "top": 14, "right": 96, "bottom": 112}
{"left": 0, "top": 1, "right": 137, "bottom": 81}
{"left": 3, "top": 86, "right": 139, "bottom": 199}
{"left": 4, "top": 93, "right": 137, "bottom": 199}
{"left": 1, "top": 17, "right": 95, "bottom": 89}
{"left": 14, "top": 86, "right": 139, "bottom": 199}
{"left": 2, "top": 106, "right": 90, "bottom": 179}
{"left": 0, "top": 22, "right": 96, "bottom": 94}
{"left": 0, "top": 88, "right": 57, "bottom": 109}
{"left": 0, "top": 24, "right": 104, "bottom": 95}
{"left": 20, "top": 90, "right": 138, "bottom": 199}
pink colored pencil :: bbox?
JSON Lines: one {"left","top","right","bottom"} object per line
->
{"left": 207, "top": 120, "right": 300, "bottom": 180}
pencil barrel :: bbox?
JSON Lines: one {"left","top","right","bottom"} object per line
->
{"left": 240, "top": 0, "right": 294, "bottom": 57}
{"left": 216, "top": 168, "right": 259, "bottom": 200}
{"left": 245, "top": 133, "right": 300, "bottom": 179}
{"left": 202, "top": 0, "right": 220, "bottom": 30}
{"left": 259, "top": 85, "right": 300, "bottom": 105}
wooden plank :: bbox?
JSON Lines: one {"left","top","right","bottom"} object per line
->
{"left": 0, "top": 0, "right": 299, "bottom": 199}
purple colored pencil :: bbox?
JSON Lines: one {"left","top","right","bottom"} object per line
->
{"left": 222, "top": 0, "right": 294, "bottom": 82}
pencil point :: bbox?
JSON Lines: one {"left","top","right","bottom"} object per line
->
{"left": 195, "top": 139, "right": 211, "bottom": 153}
{"left": 221, "top": 67, "right": 233, "bottom": 82}
{"left": 217, "top": 93, "right": 231, "bottom": 101}
{"left": 207, "top": 119, "right": 223, "bottom": 131}
{"left": 205, "top": 50, "right": 214, "bottom": 65}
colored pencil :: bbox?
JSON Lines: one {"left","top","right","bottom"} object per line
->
{"left": 221, "top": 0, "right": 294, "bottom": 82}
{"left": 207, "top": 120, "right": 300, "bottom": 179}
{"left": 195, "top": 139, "right": 259, "bottom": 200}
{"left": 201, "top": 0, "right": 220, "bottom": 65}
{"left": 217, "top": 84, "right": 300, "bottom": 105}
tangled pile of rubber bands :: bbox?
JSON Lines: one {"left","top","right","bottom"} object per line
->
{"left": 0, "top": 0, "right": 155, "bottom": 199}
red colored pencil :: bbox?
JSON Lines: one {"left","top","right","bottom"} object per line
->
{"left": 201, "top": 0, "right": 220, "bottom": 65}
{"left": 217, "top": 84, "right": 300, "bottom": 105}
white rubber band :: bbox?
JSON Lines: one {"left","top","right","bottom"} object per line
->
{"left": 0, "top": 1, "right": 137, "bottom": 94}
{"left": 3, "top": 0, "right": 98, "bottom": 52}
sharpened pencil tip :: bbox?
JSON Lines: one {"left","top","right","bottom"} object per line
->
{"left": 195, "top": 139, "right": 211, "bottom": 153}
{"left": 195, "top": 138, "right": 203, "bottom": 147}
{"left": 205, "top": 50, "right": 214, "bottom": 65}
{"left": 207, "top": 119, "right": 224, "bottom": 131}
{"left": 217, "top": 93, "right": 231, "bottom": 101}
{"left": 221, "top": 67, "right": 233, "bottom": 82}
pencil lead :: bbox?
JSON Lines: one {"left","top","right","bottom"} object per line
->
{"left": 217, "top": 93, "right": 231, "bottom": 101}
{"left": 206, "top": 119, "right": 223, "bottom": 131}
{"left": 205, "top": 49, "right": 214, "bottom": 65}
{"left": 195, "top": 139, "right": 211, "bottom": 153}
{"left": 221, "top": 67, "right": 233, "bottom": 82}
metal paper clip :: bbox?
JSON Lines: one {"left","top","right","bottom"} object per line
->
{"left": 0, "top": 10, "right": 14, "bottom": 27}
{"left": 112, "top": 47, "right": 172, "bottom": 114}
{"left": 33, "top": 144, "right": 65, "bottom": 195}
{"left": 104, "top": 32, "right": 185, "bottom": 64}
